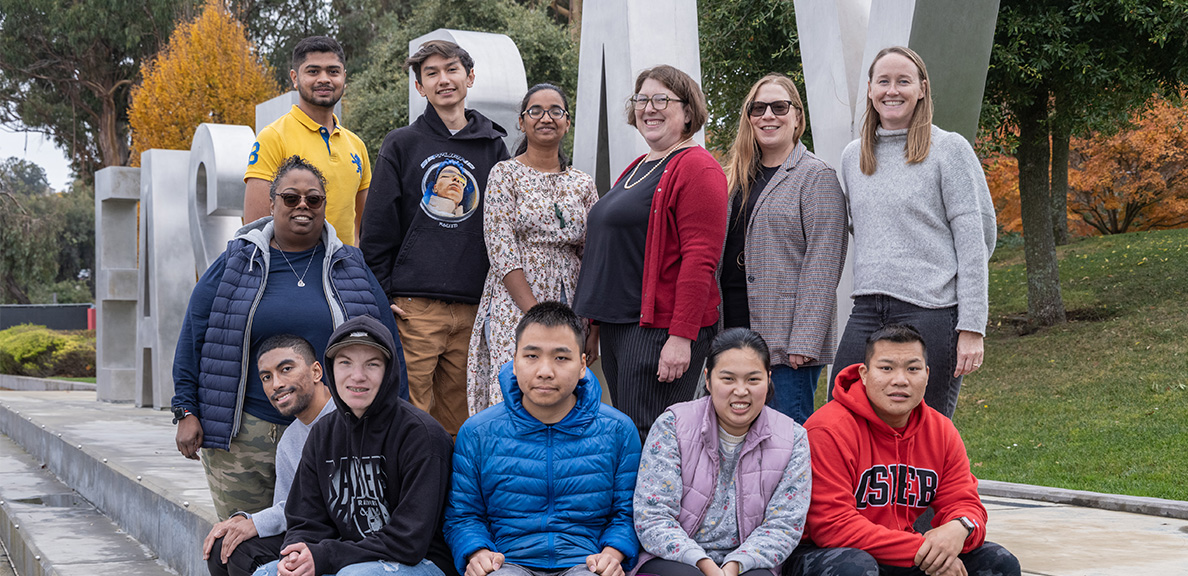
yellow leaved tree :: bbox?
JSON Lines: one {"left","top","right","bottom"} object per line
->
{"left": 129, "top": 1, "right": 279, "bottom": 164}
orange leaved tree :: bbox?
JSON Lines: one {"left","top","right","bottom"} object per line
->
{"left": 1067, "top": 95, "right": 1188, "bottom": 235}
{"left": 128, "top": 1, "right": 279, "bottom": 164}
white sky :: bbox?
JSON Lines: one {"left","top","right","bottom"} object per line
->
{"left": 0, "top": 126, "right": 75, "bottom": 192}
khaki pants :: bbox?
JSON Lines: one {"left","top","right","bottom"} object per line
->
{"left": 201, "top": 411, "right": 285, "bottom": 519}
{"left": 394, "top": 296, "right": 476, "bottom": 435}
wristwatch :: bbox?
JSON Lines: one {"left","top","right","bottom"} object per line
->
{"left": 171, "top": 406, "right": 193, "bottom": 424}
{"left": 956, "top": 516, "right": 977, "bottom": 536}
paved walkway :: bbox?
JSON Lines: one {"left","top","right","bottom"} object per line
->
{"left": 0, "top": 390, "right": 1186, "bottom": 576}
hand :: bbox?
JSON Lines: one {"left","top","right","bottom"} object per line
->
{"left": 585, "top": 325, "right": 600, "bottom": 366}
{"left": 915, "top": 520, "right": 969, "bottom": 575}
{"left": 657, "top": 335, "right": 692, "bottom": 382}
{"left": 586, "top": 547, "right": 626, "bottom": 576}
{"left": 465, "top": 549, "right": 505, "bottom": 576}
{"left": 787, "top": 354, "right": 813, "bottom": 369}
{"left": 721, "top": 561, "right": 740, "bottom": 576}
{"left": 391, "top": 299, "right": 408, "bottom": 319}
{"left": 176, "top": 416, "right": 203, "bottom": 460}
{"left": 696, "top": 558, "right": 724, "bottom": 576}
{"left": 954, "top": 331, "right": 984, "bottom": 377}
{"left": 278, "top": 542, "right": 315, "bottom": 576}
{"left": 202, "top": 515, "right": 258, "bottom": 563}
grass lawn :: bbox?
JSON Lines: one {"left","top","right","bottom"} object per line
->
{"left": 956, "top": 228, "right": 1188, "bottom": 501}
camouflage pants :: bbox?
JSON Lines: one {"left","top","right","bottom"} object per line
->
{"left": 201, "top": 412, "right": 287, "bottom": 519}
{"left": 784, "top": 542, "right": 1020, "bottom": 576}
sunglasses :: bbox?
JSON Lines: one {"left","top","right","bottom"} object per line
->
{"left": 747, "top": 100, "right": 796, "bottom": 117}
{"left": 276, "top": 192, "right": 326, "bottom": 209}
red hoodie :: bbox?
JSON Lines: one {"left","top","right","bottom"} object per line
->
{"left": 803, "top": 363, "right": 987, "bottom": 567}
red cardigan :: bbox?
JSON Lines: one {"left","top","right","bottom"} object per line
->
{"left": 616, "top": 146, "right": 727, "bottom": 340}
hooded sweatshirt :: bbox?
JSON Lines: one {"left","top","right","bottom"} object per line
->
{"left": 283, "top": 316, "right": 456, "bottom": 576}
{"left": 361, "top": 105, "right": 510, "bottom": 303}
{"left": 802, "top": 363, "right": 987, "bottom": 567}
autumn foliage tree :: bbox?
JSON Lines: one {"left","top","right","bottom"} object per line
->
{"left": 1067, "top": 95, "right": 1188, "bottom": 235}
{"left": 129, "top": 1, "right": 279, "bottom": 162}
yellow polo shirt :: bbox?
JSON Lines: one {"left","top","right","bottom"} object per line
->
{"left": 245, "top": 105, "right": 371, "bottom": 246}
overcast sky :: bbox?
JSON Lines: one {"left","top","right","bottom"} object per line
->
{"left": 0, "top": 127, "right": 75, "bottom": 192}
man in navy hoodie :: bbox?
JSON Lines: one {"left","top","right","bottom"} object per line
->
{"left": 445, "top": 302, "right": 641, "bottom": 576}
{"left": 263, "top": 316, "right": 456, "bottom": 576}
{"left": 360, "top": 39, "right": 510, "bottom": 437}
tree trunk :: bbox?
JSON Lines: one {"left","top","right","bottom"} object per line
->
{"left": 1050, "top": 118, "right": 1071, "bottom": 245}
{"left": 1015, "top": 96, "right": 1066, "bottom": 326}
{"left": 96, "top": 89, "right": 129, "bottom": 168}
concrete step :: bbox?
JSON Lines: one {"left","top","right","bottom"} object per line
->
{"left": 0, "top": 391, "right": 215, "bottom": 576}
{"left": 0, "top": 434, "right": 174, "bottom": 575}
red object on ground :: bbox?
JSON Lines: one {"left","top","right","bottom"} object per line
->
{"left": 87, "top": 307, "right": 96, "bottom": 331}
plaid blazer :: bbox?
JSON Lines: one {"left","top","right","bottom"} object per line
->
{"left": 726, "top": 142, "right": 848, "bottom": 366}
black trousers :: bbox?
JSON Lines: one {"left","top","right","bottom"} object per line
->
{"left": 207, "top": 534, "right": 285, "bottom": 576}
{"left": 599, "top": 322, "right": 716, "bottom": 441}
{"left": 784, "top": 542, "right": 1020, "bottom": 576}
{"left": 638, "top": 558, "right": 772, "bottom": 576}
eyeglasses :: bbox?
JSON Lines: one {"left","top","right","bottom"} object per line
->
{"left": 522, "top": 106, "right": 569, "bottom": 120}
{"left": 747, "top": 100, "right": 796, "bottom": 117}
{"left": 276, "top": 192, "right": 326, "bottom": 209}
{"left": 630, "top": 94, "right": 685, "bottom": 110}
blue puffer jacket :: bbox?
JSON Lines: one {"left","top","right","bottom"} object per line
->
{"left": 171, "top": 219, "right": 399, "bottom": 450}
{"left": 445, "top": 362, "right": 641, "bottom": 573}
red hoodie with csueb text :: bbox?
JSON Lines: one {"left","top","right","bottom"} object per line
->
{"left": 802, "top": 363, "right": 988, "bottom": 567}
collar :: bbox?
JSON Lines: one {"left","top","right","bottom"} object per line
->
{"left": 290, "top": 104, "right": 340, "bottom": 135}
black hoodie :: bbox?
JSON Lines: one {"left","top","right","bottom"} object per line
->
{"left": 360, "top": 105, "right": 510, "bottom": 304}
{"left": 283, "top": 315, "right": 456, "bottom": 576}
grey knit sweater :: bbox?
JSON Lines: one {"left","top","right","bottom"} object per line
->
{"left": 840, "top": 126, "right": 996, "bottom": 334}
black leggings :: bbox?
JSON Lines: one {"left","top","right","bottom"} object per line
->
{"left": 637, "top": 558, "right": 772, "bottom": 576}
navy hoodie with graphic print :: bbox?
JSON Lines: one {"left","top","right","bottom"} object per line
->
{"left": 282, "top": 315, "right": 456, "bottom": 576}
{"left": 361, "top": 105, "right": 510, "bottom": 304}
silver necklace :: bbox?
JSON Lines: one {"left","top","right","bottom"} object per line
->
{"left": 274, "top": 239, "right": 315, "bottom": 287}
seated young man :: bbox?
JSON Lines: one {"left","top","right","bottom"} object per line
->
{"left": 445, "top": 302, "right": 641, "bottom": 576}
{"left": 261, "top": 316, "right": 456, "bottom": 576}
{"left": 205, "top": 334, "right": 336, "bottom": 576}
{"left": 789, "top": 324, "right": 1020, "bottom": 576}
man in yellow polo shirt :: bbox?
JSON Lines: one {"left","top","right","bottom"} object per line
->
{"left": 244, "top": 36, "right": 370, "bottom": 247}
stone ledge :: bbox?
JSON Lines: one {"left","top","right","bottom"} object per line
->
{"left": 0, "top": 375, "right": 96, "bottom": 392}
{"left": 980, "top": 479, "right": 1188, "bottom": 520}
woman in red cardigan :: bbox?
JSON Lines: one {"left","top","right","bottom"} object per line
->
{"left": 573, "top": 65, "right": 728, "bottom": 440}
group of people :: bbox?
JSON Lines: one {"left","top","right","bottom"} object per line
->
{"left": 170, "top": 31, "right": 1009, "bottom": 576}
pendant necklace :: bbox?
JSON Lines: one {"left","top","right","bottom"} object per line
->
{"left": 623, "top": 137, "right": 693, "bottom": 189}
{"left": 274, "top": 238, "right": 315, "bottom": 287}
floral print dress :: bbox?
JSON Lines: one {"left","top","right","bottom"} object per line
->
{"left": 466, "top": 158, "right": 599, "bottom": 414}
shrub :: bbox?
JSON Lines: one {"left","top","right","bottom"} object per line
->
{"left": 0, "top": 324, "right": 96, "bottom": 377}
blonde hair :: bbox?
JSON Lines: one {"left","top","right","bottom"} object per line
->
{"left": 860, "top": 46, "right": 933, "bottom": 175}
{"left": 724, "top": 74, "right": 805, "bottom": 214}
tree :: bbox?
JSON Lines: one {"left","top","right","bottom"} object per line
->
{"left": 698, "top": 0, "right": 803, "bottom": 152}
{"left": 348, "top": 0, "right": 577, "bottom": 161}
{"left": 129, "top": 2, "right": 280, "bottom": 161}
{"left": 1068, "top": 94, "right": 1188, "bottom": 234}
{"left": 0, "top": 158, "right": 63, "bottom": 303}
{"left": 0, "top": 0, "right": 196, "bottom": 181}
{"left": 983, "top": 0, "right": 1188, "bottom": 327}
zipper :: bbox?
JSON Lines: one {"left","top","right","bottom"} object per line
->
{"left": 545, "top": 426, "right": 556, "bottom": 567}
{"left": 232, "top": 247, "right": 269, "bottom": 438}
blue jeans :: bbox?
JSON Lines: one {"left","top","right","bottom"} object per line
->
{"left": 770, "top": 364, "right": 823, "bottom": 424}
{"left": 831, "top": 295, "right": 962, "bottom": 418}
{"left": 252, "top": 558, "right": 446, "bottom": 576}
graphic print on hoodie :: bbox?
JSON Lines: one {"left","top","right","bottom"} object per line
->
{"left": 329, "top": 454, "right": 389, "bottom": 535}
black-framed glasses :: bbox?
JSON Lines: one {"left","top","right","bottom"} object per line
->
{"left": 630, "top": 94, "right": 685, "bottom": 110}
{"left": 522, "top": 105, "right": 569, "bottom": 120}
{"left": 747, "top": 100, "right": 796, "bottom": 117}
{"left": 276, "top": 192, "right": 326, "bottom": 209}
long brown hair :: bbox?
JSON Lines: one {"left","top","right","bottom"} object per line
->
{"left": 724, "top": 74, "right": 805, "bottom": 212}
{"left": 859, "top": 46, "right": 933, "bottom": 175}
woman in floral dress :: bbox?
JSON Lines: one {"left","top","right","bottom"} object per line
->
{"left": 466, "top": 83, "right": 599, "bottom": 414}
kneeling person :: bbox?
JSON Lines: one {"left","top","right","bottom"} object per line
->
{"left": 446, "top": 302, "right": 641, "bottom": 576}
{"left": 205, "top": 334, "right": 336, "bottom": 576}
{"left": 266, "top": 316, "right": 455, "bottom": 576}
{"left": 789, "top": 324, "right": 1019, "bottom": 576}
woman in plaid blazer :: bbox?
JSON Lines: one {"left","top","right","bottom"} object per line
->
{"left": 720, "top": 74, "right": 849, "bottom": 424}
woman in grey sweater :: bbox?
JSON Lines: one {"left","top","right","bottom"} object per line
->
{"left": 830, "top": 46, "right": 996, "bottom": 418}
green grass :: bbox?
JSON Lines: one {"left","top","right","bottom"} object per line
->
{"left": 55, "top": 376, "right": 97, "bottom": 383}
{"left": 956, "top": 228, "right": 1188, "bottom": 501}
